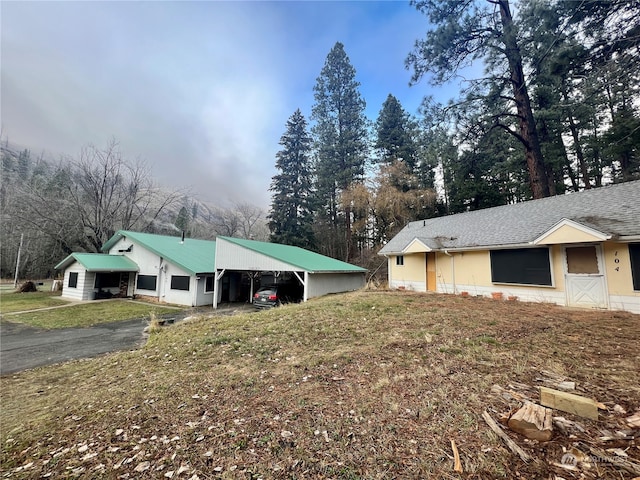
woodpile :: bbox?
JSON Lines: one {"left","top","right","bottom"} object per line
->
{"left": 480, "top": 370, "right": 640, "bottom": 478}
{"left": 16, "top": 280, "right": 37, "bottom": 292}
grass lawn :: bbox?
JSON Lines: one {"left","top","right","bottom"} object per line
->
{"left": 0, "top": 290, "right": 69, "bottom": 314}
{"left": 1, "top": 291, "right": 639, "bottom": 479}
{"left": 1, "top": 298, "right": 183, "bottom": 329}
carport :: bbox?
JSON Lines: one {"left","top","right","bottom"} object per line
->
{"left": 212, "top": 237, "right": 367, "bottom": 308}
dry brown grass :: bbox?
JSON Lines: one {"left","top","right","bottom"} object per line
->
{"left": 1, "top": 290, "right": 639, "bottom": 479}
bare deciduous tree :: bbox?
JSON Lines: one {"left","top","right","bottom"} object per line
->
{"left": 211, "top": 207, "right": 240, "bottom": 237}
{"left": 235, "top": 202, "right": 266, "bottom": 240}
{"left": 67, "top": 139, "right": 181, "bottom": 251}
{"left": 210, "top": 202, "right": 268, "bottom": 240}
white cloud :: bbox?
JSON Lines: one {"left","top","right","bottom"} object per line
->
{"left": 1, "top": 1, "right": 458, "bottom": 209}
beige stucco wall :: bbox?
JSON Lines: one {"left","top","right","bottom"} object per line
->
{"left": 550, "top": 245, "right": 565, "bottom": 291}
{"left": 435, "top": 247, "right": 565, "bottom": 292}
{"left": 602, "top": 242, "right": 638, "bottom": 296}
{"left": 389, "top": 254, "right": 425, "bottom": 289}
{"left": 454, "top": 250, "right": 491, "bottom": 286}
{"left": 537, "top": 224, "right": 604, "bottom": 245}
{"left": 404, "top": 239, "right": 429, "bottom": 253}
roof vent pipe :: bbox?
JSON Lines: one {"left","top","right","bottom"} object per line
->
{"left": 423, "top": 220, "right": 426, "bottom": 226}
{"left": 180, "top": 231, "right": 185, "bottom": 244}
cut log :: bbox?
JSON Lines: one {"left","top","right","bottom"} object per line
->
{"left": 508, "top": 401, "right": 553, "bottom": 441}
{"left": 626, "top": 412, "right": 640, "bottom": 428}
{"left": 537, "top": 371, "right": 576, "bottom": 391}
{"left": 481, "top": 411, "right": 531, "bottom": 463}
{"left": 556, "top": 381, "right": 576, "bottom": 391}
{"left": 490, "top": 384, "right": 531, "bottom": 402}
{"left": 553, "top": 416, "right": 586, "bottom": 433}
{"left": 539, "top": 387, "right": 598, "bottom": 420}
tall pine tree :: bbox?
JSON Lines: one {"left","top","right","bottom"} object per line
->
{"left": 311, "top": 42, "right": 369, "bottom": 261}
{"left": 268, "top": 109, "right": 315, "bottom": 249}
{"left": 407, "top": 0, "right": 550, "bottom": 198}
{"left": 375, "top": 94, "right": 419, "bottom": 170}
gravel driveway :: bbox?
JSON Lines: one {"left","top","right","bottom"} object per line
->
{"left": 0, "top": 305, "right": 253, "bottom": 375}
{"left": 0, "top": 318, "right": 150, "bottom": 375}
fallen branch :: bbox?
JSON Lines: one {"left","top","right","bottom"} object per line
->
{"left": 482, "top": 411, "right": 531, "bottom": 463}
{"left": 583, "top": 444, "right": 640, "bottom": 476}
{"left": 450, "top": 439, "right": 463, "bottom": 473}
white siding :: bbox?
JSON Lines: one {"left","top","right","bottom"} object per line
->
{"left": 307, "top": 272, "right": 366, "bottom": 299}
{"left": 389, "top": 279, "right": 426, "bottom": 292}
{"left": 194, "top": 276, "right": 214, "bottom": 307}
{"left": 161, "top": 263, "right": 195, "bottom": 306}
{"left": 107, "top": 237, "right": 162, "bottom": 272}
{"left": 108, "top": 236, "right": 205, "bottom": 306}
{"left": 61, "top": 264, "right": 96, "bottom": 301}
{"left": 216, "top": 238, "right": 299, "bottom": 271}
{"left": 609, "top": 295, "right": 640, "bottom": 314}
{"left": 436, "top": 282, "right": 567, "bottom": 305}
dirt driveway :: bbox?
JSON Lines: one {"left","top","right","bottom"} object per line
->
{"left": 0, "top": 318, "right": 151, "bottom": 375}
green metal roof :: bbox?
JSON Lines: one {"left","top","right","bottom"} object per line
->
{"left": 219, "top": 236, "right": 367, "bottom": 273}
{"left": 55, "top": 253, "right": 139, "bottom": 272}
{"left": 102, "top": 230, "right": 216, "bottom": 275}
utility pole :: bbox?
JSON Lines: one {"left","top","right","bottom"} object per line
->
{"left": 13, "top": 233, "right": 24, "bottom": 288}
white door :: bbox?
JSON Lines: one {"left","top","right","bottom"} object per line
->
{"left": 564, "top": 245, "right": 608, "bottom": 308}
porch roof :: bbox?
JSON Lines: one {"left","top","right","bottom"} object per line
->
{"left": 55, "top": 253, "right": 139, "bottom": 272}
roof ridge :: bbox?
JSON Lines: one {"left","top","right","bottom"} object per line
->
{"left": 380, "top": 180, "right": 640, "bottom": 254}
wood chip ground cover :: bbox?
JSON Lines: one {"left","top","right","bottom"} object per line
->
{"left": 1, "top": 291, "right": 638, "bottom": 479}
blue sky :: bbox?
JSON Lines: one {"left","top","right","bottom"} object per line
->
{"left": 1, "top": 1, "right": 460, "bottom": 207}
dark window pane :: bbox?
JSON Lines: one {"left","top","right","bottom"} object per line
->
{"left": 95, "top": 272, "right": 120, "bottom": 289}
{"left": 490, "top": 248, "right": 552, "bottom": 286}
{"left": 205, "top": 276, "right": 214, "bottom": 292}
{"left": 171, "top": 275, "right": 190, "bottom": 291}
{"left": 630, "top": 243, "right": 640, "bottom": 291}
{"left": 68, "top": 272, "right": 78, "bottom": 288}
{"left": 136, "top": 275, "right": 157, "bottom": 291}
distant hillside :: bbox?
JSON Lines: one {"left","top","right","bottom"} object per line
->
{"left": 1, "top": 141, "right": 268, "bottom": 278}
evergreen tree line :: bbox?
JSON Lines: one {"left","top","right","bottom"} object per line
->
{"left": 1, "top": 140, "right": 268, "bottom": 279}
{"left": 268, "top": 0, "right": 639, "bottom": 267}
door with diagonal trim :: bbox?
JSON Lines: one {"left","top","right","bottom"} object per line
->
{"left": 564, "top": 245, "right": 608, "bottom": 308}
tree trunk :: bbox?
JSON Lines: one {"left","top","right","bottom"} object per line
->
{"left": 536, "top": 118, "right": 559, "bottom": 195}
{"left": 562, "top": 87, "right": 591, "bottom": 189}
{"left": 344, "top": 202, "right": 352, "bottom": 262}
{"left": 498, "top": 0, "right": 550, "bottom": 199}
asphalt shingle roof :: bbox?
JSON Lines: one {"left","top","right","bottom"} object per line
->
{"left": 379, "top": 180, "right": 640, "bottom": 255}
{"left": 54, "top": 253, "right": 139, "bottom": 272}
{"left": 102, "top": 231, "right": 216, "bottom": 275}
{"left": 219, "top": 236, "right": 367, "bottom": 273}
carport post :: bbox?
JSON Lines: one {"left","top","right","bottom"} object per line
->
{"left": 249, "top": 272, "right": 261, "bottom": 302}
{"left": 303, "top": 271, "right": 309, "bottom": 302}
{"left": 212, "top": 269, "right": 226, "bottom": 309}
{"left": 292, "top": 271, "right": 308, "bottom": 302}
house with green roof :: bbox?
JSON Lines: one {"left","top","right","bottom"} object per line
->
{"left": 55, "top": 230, "right": 366, "bottom": 307}
{"left": 56, "top": 231, "right": 217, "bottom": 305}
